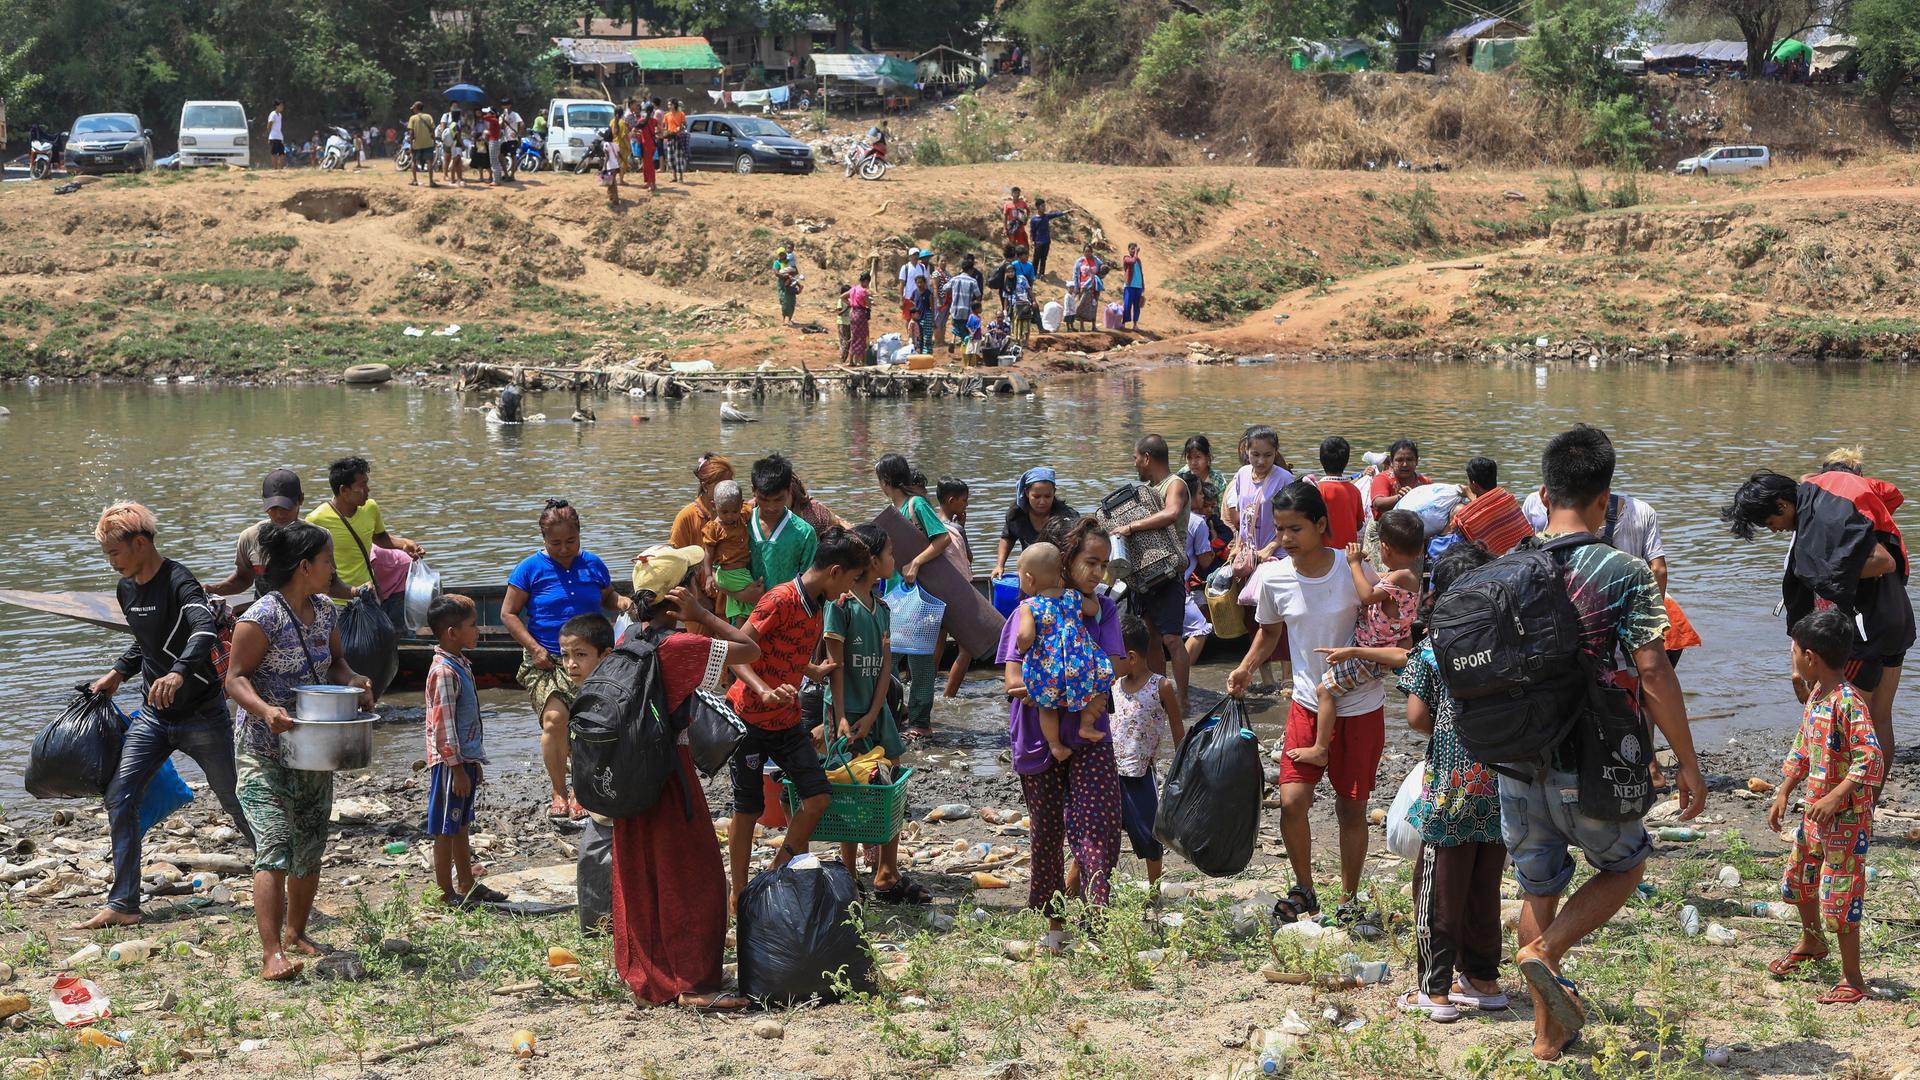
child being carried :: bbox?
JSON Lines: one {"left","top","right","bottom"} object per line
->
{"left": 1291, "top": 509, "right": 1424, "bottom": 768}
{"left": 1014, "top": 542, "right": 1114, "bottom": 761}
{"left": 702, "top": 479, "right": 753, "bottom": 622}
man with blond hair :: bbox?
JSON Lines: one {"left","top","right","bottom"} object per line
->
{"left": 75, "top": 503, "right": 254, "bottom": 930}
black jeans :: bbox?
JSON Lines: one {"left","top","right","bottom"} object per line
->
{"left": 105, "top": 699, "right": 254, "bottom": 913}
{"left": 1033, "top": 242, "right": 1051, "bottom": 278}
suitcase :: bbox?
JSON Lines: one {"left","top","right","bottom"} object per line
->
{"left": 1095, "top": 483, "right": 1185, "bottom": 591}
{"left": 1103, "top": 302, "right": 1124, "bottom": 330}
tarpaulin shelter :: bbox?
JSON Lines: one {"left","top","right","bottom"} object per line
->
{"left": 1471, "top": 37, "right": 1528, "bottom": 72}
{"left": 1770, "top": 38, "right": 1811, "bottom": 62}
{"left": 810, "top": 53, "right": 918, "bottom": 90}
{"left": 1434, "top": 16, "right": 1529, "bottom": 72}
{"left": 913, "top": 45, "right": 987, "bottom": 85}
{"left": 1811, "top": 35, "right": 1858, "bottom": 74}
{"left": 629, "top": 37, "right": 723, "bottom": 72}
{"left": 1288, "top": 38, "right": 1374, "bottom": 71}
{"left": 1643, "top": 39, "right": 1748, "bottom": 73}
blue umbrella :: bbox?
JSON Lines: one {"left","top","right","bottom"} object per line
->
{"left": 443, "top": 83, "right": 486, "bottom": 105}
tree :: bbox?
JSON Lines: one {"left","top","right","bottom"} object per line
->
{"left": 1520, "top": 0, "right": 1650, "bottom": 101}
{"left": 1852, "top": 0, "right": 1920, "bottom": 122}
{"left": 1663, "top": 0, "right": 1819, "bottom": 76}
{"left": 1002, "top": 0, "right": 1164, "bottom": 78}
{"left": 1357, "top": 0, "right": 1451, "bottom": 73}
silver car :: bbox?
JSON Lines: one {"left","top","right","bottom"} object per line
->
{"left": 66, "top": 113, "right": 155, "bottom": 174}
{"left": 1674, "top": 145, "right": 1770, "bottom": 177}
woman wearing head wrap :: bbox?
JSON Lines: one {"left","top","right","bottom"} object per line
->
{"left": 668, "top": 454, "right": 734, "bottom": 592}
{"left": 991, "top": 467, "right": 1079, "bottom": 578}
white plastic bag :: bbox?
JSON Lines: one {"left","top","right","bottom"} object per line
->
{"left": 402, "top": 557, "right": 443, "bottom": 633}
{"left": 50, "top": 974, "right": 111, "bottom": 1027}
{"left": 1396, "top": 483, "right": 1466, "bottom": 537}
{"left": 1385, "top": 765, "right": 1425, "bottom": 860}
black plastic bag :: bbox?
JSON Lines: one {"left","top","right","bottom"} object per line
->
{"left": 682, "top": 689, "right": 747, "bottom": 778}
{"left": 339, "top": 593, "right": 398, "bottom": 701}
{"left": 737, "top": 859, "right": 874, "bottom": 1004}
{"left": 576, "top": 817, "right": 613, "bottom": 934}
{"left": 26, "top": 687, "right": 125, "bottom": 800}
{"left": 1154, "top": 698, "right": 1264, "bottom": 878}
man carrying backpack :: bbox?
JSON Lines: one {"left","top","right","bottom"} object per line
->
{"left": 1438, "top": 425, "right": 1705, "bottom": 1061}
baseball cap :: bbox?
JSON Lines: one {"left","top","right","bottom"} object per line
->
{"left": 262, "top": 469, "right": 304, "bottom": 512}
{"left": 631, "top": 544, "right": 708, "bottom": 599}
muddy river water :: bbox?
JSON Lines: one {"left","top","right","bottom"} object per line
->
{"left": 1, "top": 361, "right": 1915, "bottom": 796}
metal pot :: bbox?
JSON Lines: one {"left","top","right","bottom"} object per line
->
{"left": 282, "top": 713, "right": 377, "bottom": 772}
{"left": 293, "top": 684, "right": 360, "bottom": 722}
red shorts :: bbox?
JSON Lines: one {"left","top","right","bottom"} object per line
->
{"left": 1276, "top": 699, "right": 1385, "bottom": 801}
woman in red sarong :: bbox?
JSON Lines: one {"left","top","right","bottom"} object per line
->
{"left": 610, "top": 545, "right": 759, "bottom": 1008}
{"left": 637, "top": 104, "right": 659, "bottom": 192}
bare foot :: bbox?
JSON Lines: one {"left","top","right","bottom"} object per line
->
{"left": 1048, "top": 742, "right": 1072, "bottom": 762}
{"left": 1076, "top": 723, "right": 1102, "bottom": 744}
{"left": 283, "top": 933, "right": 324, "bottom": 958}
{"left": 1286, "top": 745, "right": 1331, "bottom": 767}
{"left": 677, "top": 991, "right": 748, "bottom": 1010}
{"left": 72, "top": 907, "right": 140, "bottom": 931}
{"left": 261, "top": 952, "right": 304, "bottom": 982}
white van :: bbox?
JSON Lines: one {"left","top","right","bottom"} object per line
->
{"left": 545, "top": 97, "right": 617, "bottom": 168}
{"left": 1674, "top": 145, "right": 1771, "bottom": 177}
{"left": 178, "top": 100, "right": 250, "bottom": 167}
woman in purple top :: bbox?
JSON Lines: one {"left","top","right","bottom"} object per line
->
{"left": 996, "top": 517, "right": 1126, "bottom": 954}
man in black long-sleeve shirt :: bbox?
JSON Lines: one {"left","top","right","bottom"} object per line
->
{"left": 76, "top": 503, "right": 254, "bottom": 930}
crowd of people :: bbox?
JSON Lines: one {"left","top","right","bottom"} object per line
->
{"left": 67, "top": 425, "right": 1909, "bottom": 1049}
{"left": 825, "top": 186, "right": 1150, "bottom": 366}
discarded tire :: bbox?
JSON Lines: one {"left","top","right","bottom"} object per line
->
{"left": 343, "top": 363, "right": 392, "bottom": 386}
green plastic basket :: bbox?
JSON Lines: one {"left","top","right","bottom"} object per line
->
{"left": 783, "top": 763, "right": 914, "bottom": 845}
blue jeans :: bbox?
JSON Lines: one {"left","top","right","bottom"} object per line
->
{"left": 1122, "top": 286, "right": 1144, "bottom": 324}
{"left": 106, "top": 699, "right": 254, "bottom": 913}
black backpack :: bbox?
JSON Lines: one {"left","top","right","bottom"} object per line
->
{"left": 1428, "top": 534, "right": 1598, "bottom": 778}
{"left": 987, "top": 261, "right": 1010, "bottom": 293}
{"left": 568, "top": 635, "right": 690, "bottom": 820}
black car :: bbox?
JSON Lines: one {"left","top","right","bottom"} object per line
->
{"left": 65, "top": 113, "right": 155, "bottom": 174}
{"left": 685, "top": 114, "right": 815, "bottom": 174}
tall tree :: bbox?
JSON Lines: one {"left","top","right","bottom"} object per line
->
{"left": 1358, "top": 0, "right": 1452, "bottom": 72}
{"left": 1663, "top": 0, "right": 1819, "bottom": 75}
{"left": 1520, "top": 0, "right": 1650, "bottom": 101}
{"left": 1852, "top": 0, "right": 1920, "bottom": 123}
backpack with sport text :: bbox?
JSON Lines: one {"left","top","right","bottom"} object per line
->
{"left": 568, "top": 634, "right": 689, "bottom": 820}
{"left": 1427, "top": 534, "right": 1595, "bottom": 778}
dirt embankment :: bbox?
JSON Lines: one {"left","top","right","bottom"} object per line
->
{"left": 4, "top": 150, "right": 1920, "bottom": 383}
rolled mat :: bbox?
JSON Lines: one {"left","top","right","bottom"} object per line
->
{"left": 872, "top": 506, "right": 1005, "bottom": 658}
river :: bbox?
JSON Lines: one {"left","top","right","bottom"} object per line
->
{"left": 1, "top": 361, "right": 1915, "bottom": 798}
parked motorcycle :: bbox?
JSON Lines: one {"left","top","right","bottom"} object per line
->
{"left": 572, "top": 133, "right": 606, "bottom": 175}
{"left": 28, "top": 137, "right": 56, "bottom": 180}
{"left": 843, "top": 139, "right": 888, "bottom": 181}
{"left": 514, "top": 131, "right": 545, "bottom": 175}
{"left": 318, "top": 126, "right": 355, "bottom": 170}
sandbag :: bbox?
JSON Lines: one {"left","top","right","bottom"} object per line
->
{"left": 1398, "top": 483, "right": 1465, "bottom": 537}
{"left": 1385, "top": 765, "right": 1424, "bottom": 860}
{"left": 577, "top": 817, "right": 613, "bottom": 934}
{"left": 872, "top": 506, "right": 1003, "bottom": 658}
{"left": 737, "top": 857, "right": 874, "bottom": 1004}
{"left": 25, "top": 688, "right": 124, "bottom": 800}
{"left": 339, "top": 593, "right": 399, "bottom": 701}
{"left": 1154, "top": 698, "right": 1263, "bottom": 877}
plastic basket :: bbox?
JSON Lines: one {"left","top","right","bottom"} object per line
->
{"left": 990, "top": 573, "right": 1022, "bottom": 618}
{"left": 884, "top": 583, "right": 946, "bottom": 656}
{"left": 784, "top": 765, "right": 914, "bottom": 845}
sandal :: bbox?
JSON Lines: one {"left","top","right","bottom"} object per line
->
{"left": 567, "top": 796, "right": 587, "bottom": 820}
{"left": 1517, "top": 953, "right": 1587, "bottom": 1037}
{"left": 1397, "top": 990, "right": 1461, "bottom": 1023}
{"left": 1272, "top": 885, "right": 1319, "bottom": 925}
{"left": 1451, "top": 975, "right": 1510, "bottom": 1011}
{"left": 546, "top": 796, "right": 570, "bottom": 820}
{"left": 1767, "top": 949, "right": 1829, "bottom": 979}
{"left": 464, "top": 884, "right": 509, "bottom": 905}
{"left": 1334, "top": 901, "right": 1384, "bottom": 938}
{"left": 875, "top": 876, "right": 933, "bottom": 906}
{"left": 1817, "top": 982, "right": 1866, "bottom": 1005}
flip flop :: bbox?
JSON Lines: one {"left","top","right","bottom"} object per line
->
{"left": 1398, "top": 990, "right": 1461, "bottom": 1023}
{"left": 1451, "top": 975, "right": 1510, "bottom": 1011}
{"left": 546, "top": 796, "right": 570, "bottom": 820}
{"left": 875, "top": 876, "right": 933, "bottom": 906}
{"left": 1517, "top": 954, "right": 1587, "bottom": 1037}
{"left": 1768, "top": 949, "right": 1830, "bottom": 978}
{"left": 464, "top": 883, "right": 509, "bottom": 904}
{"left": 1272, "top": 885, "right": 1319, "bottom": 925}
{"left": 1817, "top": 982, "right": 1866, "bottom": 1005}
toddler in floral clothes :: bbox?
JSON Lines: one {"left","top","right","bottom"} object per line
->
{"left": 1766, "top": 609, "right": 1885, "bottom": 1005}
{"left": 1015, "top": 543, "right": 1111, "bottom": 761}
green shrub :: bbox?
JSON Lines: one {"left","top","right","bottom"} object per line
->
{"left": 1585, "top": 94, "right": 1654, "bottom": 168}
{"left": 1133, "top": 12, "right": 1212, "bottom": 90}
{"left": 912, "top": 136, "right": 948, "bottom": 166}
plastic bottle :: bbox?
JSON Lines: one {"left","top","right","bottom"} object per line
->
{"left": 383, "top": 841, "right": 410, "bottom": 855}
{"left": 1716, "top": 865, "right": 1742, "bottom": 888}
{"left": 1703, "top": 922, "right": 1738, "bottom": 946}
{"left": 77, "top": 1028, "right": 124, "bottom": 1048}
{"left": 107, "top": 939, "right": 154, "bottom": 965}
{"left": 1257, "top": 1030, "right": 1292, "bottom": 1075}
{"left": 1678, "top": 905, "right": 1702, "bottom": 937}
{"left": 511, "top": 1029, "right": 537, "bottom": 1058}
{"left": 1864, "top": 866, "right": 1880, "bottom": 885}
{"left": 1658, "top": 827, "right": 1703, "bottom": 842}
{"left": 1746, "top": 901, "right": 1773, "bottom": 917}
{"left": 62, "top": 944, "right": 102, "bottom": 967}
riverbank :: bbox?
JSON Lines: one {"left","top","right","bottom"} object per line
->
{"left": 5, "top": 154, "right": 1920, "bottom": 387}
{"left": 1, "top": 669, "right": 1917, "bottom": 1080}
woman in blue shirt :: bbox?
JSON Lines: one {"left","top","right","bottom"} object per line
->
{"left": 502, "top": 499, "right": 630, "bottom": 819}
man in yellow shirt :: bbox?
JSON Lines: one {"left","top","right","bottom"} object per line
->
{"left": 308, "top": 456, "right": 426, "bottom": 621}
{"left": 405, "top": 102, "right": 437, "bottom": 189}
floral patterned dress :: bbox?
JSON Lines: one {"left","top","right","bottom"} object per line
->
{"left": 1399, "top": 641, "right": 1501, "bottom": 846}
{"left": 1020, "top": 589, "right": 1113, "bottom": 712}
{"left": 234, "top": 592, "right": 336, "bottom": 762}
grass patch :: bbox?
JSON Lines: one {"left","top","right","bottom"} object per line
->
{"left": 228, "top": 234, "right": 299, "bottom": 253}
{"left": 1170, "top": 246, "right": 1325, "bottom": 322}
{"left": 166, "top": 268, "right": 313, "bottom": 293}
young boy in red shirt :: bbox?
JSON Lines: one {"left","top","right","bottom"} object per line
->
{"left": 724, "top": 526, "right": 871, "bottom": 910}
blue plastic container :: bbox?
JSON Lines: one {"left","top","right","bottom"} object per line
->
{"left": 990, "top": 573, "right": 1022, "bottom": 618}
